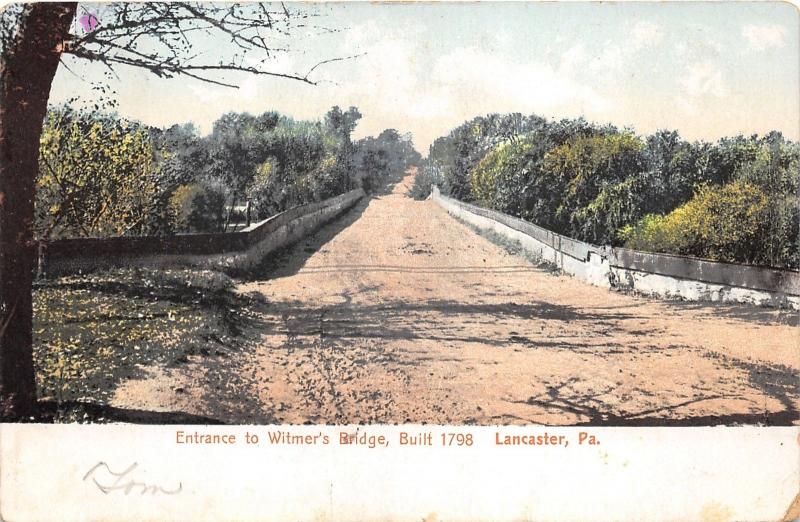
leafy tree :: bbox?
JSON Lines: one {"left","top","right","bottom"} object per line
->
{"left": 410, "top": 161, "right": 445, "bottom": 200}
{"left": 1, "top": 2, "right": 350, "bottom": 418}
{"left": 355, "top": 129, "right": 420, "bottom": 193}
{"left": 245, "top": 116, "right": 332, "bottom": 215}
{"left": 168, "top": 182, "right": 226, "bottom": 233}
{"left": 36, "top": 107, "right": 160, "bottom": 239}
{"left": 424, "top": 112, "right": 799, "bottom": 267}
{"left": 146, "top": 123, "right": 209, "bottom": 234}
{"left": 323, "top": 105, "right": 362, "bottom": 193}
{"left": 541, "top": 131, "right": 645, "bottom": 238}
{"left": 731, "top": 134, "right": 800, "bottom": 267}
{"left": 420, "top": 113, "right": 569, "bottom": 202}
{"left": 570, "top": 173, "right": 654, "bottom": 245}
{"left": 619, "top": 181, "right": 774, "bottom": 265}
{"left": 207, "top": 112, "right": 277, "bottom": 230}
{"left": 470, "top": 138, "right": 535, "bottom": 211}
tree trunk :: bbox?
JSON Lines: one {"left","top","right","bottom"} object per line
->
{"left": 223, "top": 193, "right": 237, "bottom": 232}
{"left": 0, "top": 3, "right": 76, "bottom": 420}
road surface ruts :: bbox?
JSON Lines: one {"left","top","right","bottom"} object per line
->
{"left": 113, "top": 172, "right": 799, "bottom": 425}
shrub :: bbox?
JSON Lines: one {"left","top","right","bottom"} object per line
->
{"left": 168, "top": 183, "right": 226, "bottom": 233}
{"left": 409, "top": 164, "right": 444, "bottom": 200}
{"left": 619, "top": 181, "right": 779, "bottom": 265}
{"left": 36, "top": 108, "right": 161, "bottom": 239}
{"left": 470, "top": 139, "right": 533, "bottom": 209}
{"left": 571, "top": 173, "right": 653, "bottom": 245}
{"left": 542, "top": 132, "right": 645, "bottom": 236}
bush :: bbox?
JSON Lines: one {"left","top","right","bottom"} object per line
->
{"left": 542, "top": 132, "right": 645, "bottom": 236}
{"left": 422, "top": 113, "right": 799, "bottom": 268}
{"left": 619, "top": 181, "right": 781, "bottom": 265}
{"left": 470, "top": 139, "right": 533, "bottom": 209}
{"left": 168, "top": 183, "right": 226, "bottom": 233}
{"left": 36, "top": 107, "right": 161, "bottom": 239}
{"left": 409, "top": 164, "right": 444, "bottom": 200}
{"left": 571, "top": 173, "right": 653, "bottom": 245}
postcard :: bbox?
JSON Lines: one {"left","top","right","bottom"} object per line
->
{"left": 0, "top": 1, "right": 798, "bottom": 520}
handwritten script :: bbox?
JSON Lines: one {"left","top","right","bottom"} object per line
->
{"left": 83, "top": 462, "right": 182, "bottom": 495}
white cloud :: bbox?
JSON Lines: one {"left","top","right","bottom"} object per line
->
{"left": 631, "top": 21, "right": 664, "bottom": 49}
{"left": 682, "top": 61, "right": 728, "bottom": 98}
{"left": 555, "top": 22, "right": 663, "bottom": 88}
{"left": 494, "top": 29, "right": 512, "bottom": 48}
{"left": 331, "top": 38, "right": 615, "bottom": 149}
{"left": 431, "top": 46, "right": 612, "bottom": 114}
{"left": 677, "top": 61, "right": 729, "bottom": 115}
{"left": 558, "top": 41, "right": 626, "bottom": 80}
{"left": 329, "top": 36, "right": 452, "bottom": 144}
{"left": 50, "top": 6, "right": 798, "bottom": 153}
{"left": 341, "top": 20, "right": 385, "bottom": 51}
{"left": 591, "top": 44, "right": 626, "bottom": 75}
{"left": 558, "top": 43, "right": 588, "bottom": 75}
{"left": 674, "top": 33, "right": 723, "bottom": 61}
{"left": 742, "top": 24, "right": 788, "bottom": 51}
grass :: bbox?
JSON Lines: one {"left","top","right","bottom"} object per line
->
{"left": 32, "top": 267, "right": 257, "bottom": 421}
{"left": 453, "top": 216, "right": 561, "bottom": 274}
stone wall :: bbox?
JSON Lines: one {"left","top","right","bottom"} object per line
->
{"left": 43, "top": 189, "right": 365, "bottom": 276}
{"left": 432, "top": 187, "right": 800, "bottom": 309}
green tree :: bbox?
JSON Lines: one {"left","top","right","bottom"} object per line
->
{"left": 355, "top": 129, "right": 420, "bottom": 193}
{"left": 168, "top": 182, "right": 226, "bottom": 233}
{"left": 1, "top": 2, "right": 350, "bottom": 418}
{"left": 207, "top": 112, "right": 276, "bottom": 230}
{"left": 731, "top": 133, "right": 800, "bottom": 267}
{"left": 620, "top": 181, "right": 774, "bottom": 265}
{"left": 542, "top": 131, "right": 645, "bottom": 239}
{"left": 324, "top": 105, "right": 362, "bottom": 193}
{"left": 36, "top": 108, "right": 160, "bottom": 239}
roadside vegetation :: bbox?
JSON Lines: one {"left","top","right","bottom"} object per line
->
{"left": 32, "top": 267, "right": 252, "bottom": 421}
{"left": 29, "top": 104, "right": 421, "bottom": 421}
{"left": 412, "top": 113, "right": 799, "bottom": 269}
{"left": 37, "top": 104, "right": 420, "bottom": 239}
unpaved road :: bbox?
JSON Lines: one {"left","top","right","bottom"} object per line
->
{"left": 113, "top": 173, "right": 799, "bottom": 425}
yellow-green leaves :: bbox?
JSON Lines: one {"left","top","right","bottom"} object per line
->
{"left": 36, "top": 108, "right": 160, "bottom": 239}
{"left": 621, "top": 181, "right": 771, "bottom": 263}
{"left": 470, "top": 138, "right": 534, "bottom": 209}
{"left": 32, "top": 267, "right": 243, "bottom": 407}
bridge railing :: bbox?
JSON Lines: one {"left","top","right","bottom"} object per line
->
{"left": 431, "top": 186, "right": 800, "bottom": 308}
{"left": 42, "top": 188, "right": 365, "bottom": 276}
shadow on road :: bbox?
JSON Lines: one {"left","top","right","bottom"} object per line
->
{"left": 514, "top": 365, "right": 798, "bottom": 426}
{"left": 662, "top": 300, "right": 799, "bottom": 327}
{"left": 243, "top": 195, "right": 371, "bottom": 281}
{"left": 286, "top": 264, "right": 542, "bottom": 275}
{"left": 254, "top": 297, "right": 658, "bottom": 349}
{"left": 251, "top": 294, "right": 799, "bottom": 426}
{"left": 33, "top": 400, "right": 226, "bottom": 424}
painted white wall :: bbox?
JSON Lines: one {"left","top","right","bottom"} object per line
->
{"left": 432, "top": 187, "right": 799, "bottom": 309}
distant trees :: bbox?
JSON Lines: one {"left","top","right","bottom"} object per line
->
{"left": 206, "top": 112, "right": 276, "bottom": 230}
{"left": 355, "top": 129, "right": 421, "bottom": 192}
{"left": 33, "top": 106, "right": 421, "bottom": 238}
{"left": 416, "top": 112, "right": 799, "bottom": 269}
{"left": 1, "top": 2, "right": 353, "bottom": 419}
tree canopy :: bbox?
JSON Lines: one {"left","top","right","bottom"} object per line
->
{"left": 414, "top": 113, "right": 799, "bottom": 268}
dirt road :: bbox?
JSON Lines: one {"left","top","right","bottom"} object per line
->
{"left": 113, "top": 174, "right": 799, "bottom": 425}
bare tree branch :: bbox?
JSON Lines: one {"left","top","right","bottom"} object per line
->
{"left": 304, "top": 53, "right": 365, "bottom": 79}
{"left": 63, "top": 2, "right": 356, "bottom": 89}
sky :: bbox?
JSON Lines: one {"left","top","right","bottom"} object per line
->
{"left": 50, "top": 1, "right": 800, "bottom": 154}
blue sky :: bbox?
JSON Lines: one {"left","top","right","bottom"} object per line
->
{"left": 50, "top": 1, "right": 799, "bottom": 153}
